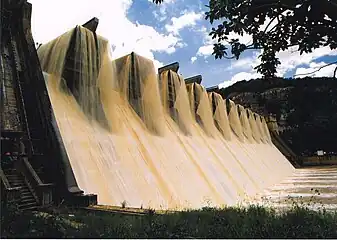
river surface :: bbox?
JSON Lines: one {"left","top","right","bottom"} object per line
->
{"left": 248, "top": 166, "right": 337, "bottom": 211}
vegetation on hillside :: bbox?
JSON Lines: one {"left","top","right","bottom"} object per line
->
{"left": 218, "top": 77, "right": 337, "bottom": 155}
{"left": 218, "top": 76, "right": 337, "bottom": 97}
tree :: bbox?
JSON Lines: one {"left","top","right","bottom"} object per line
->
{"left": 153, "top": 0, "right": 337, "bottom": 77}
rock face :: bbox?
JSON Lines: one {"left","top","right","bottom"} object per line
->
{"left": 218, "top": 77, "right": 337, "bottom": 156}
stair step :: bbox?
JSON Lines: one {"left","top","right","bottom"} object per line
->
{"left": 5, "top": 174, "right": 21, "bottom": 178}
{"left": 6, "top": 177, "right": 21, "bottom": 180}
{"left": 11, "top": 183, "right": 25, "bottom": 187}
{"left": 9, "top": 178, "right": 24, "bottom": 181}
{"left": 6, "top": 177, "right": 23, "bottom": 181}
{"left": 8, "top": 180, "right": 23, "bottom": 183}
{"left": 21, "top": 194, "right": 35, "bottom": 199}
{"left": 21, "top": 199, "right": 36, "bottom": 204}
{"left": 21, "top": 196, "right": 36, "bottom": 202}
{"left": 7, "top": 176, "right": 23, "bottom": 179}
{"left": 9, "top": 181, "right": 25, "bottom": 185}
{"left": 21, "top": 193, "right": 34, "bottom": 198}
{"left": 19, "top": 206, "right": 38, "bottom": 211}
{"left": 21, "top": 196, "right": 35, "bottom": 201}
{"left": 22, "top": 206, "right": 38, "bottom": 211}
{"left": 9, "top": 181, "right": 25, "bottom": 184}
{"left": 19, "top": 200, "right": 37, "bottom": 206}
{"left": 19, "top": 202, "right": 38, "bottom": 209}
{"left": 21, "top": 198, "right": 35, "bottom": 203}
{"left": 21, "top": 200, "right": 36, "bottom": 205}
{"left": 8, "top": 178, "right": 24, "bottom": 182}
{"left": 8, "top": 176, "right": 24, "bottom": 180}
{"left": 21, "top": 191, "right": 33, "bottom": 195}
{"left": 20, "top": 188, "right": 31, "bottom": 192}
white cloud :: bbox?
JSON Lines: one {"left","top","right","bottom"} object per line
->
{"left": 231, "top": 72, "right": 262, "bottom": 83}
{"left": 219, "top": 45, "right": 337, "bottom": 89}
{"left": 219, "top": 72, "right": 262, "bottom": 89}
{"left": 151, "top": 0, "right": 176, "bottom": 22}
{"left": 176, "top": 42, "right": 187, "bottom": 48}
{"left": 227, "top": 32, "right": 252, "bottom": 45}
{"left": 258, "top": 13, "right": 293, "bottom": 33}
{"left": 28, "top": 0, "right": 179, "bottom": 71}
{"left": 202, "top": 31, "right": 214, "bottom": 45}
{"left": 218, "top": 51, "right": 262, "bottom": 88}
{"left": 194, "top": 26, "right": 252, "bottom": 59}
{"left": 218, "top": 79, "right": 237, "bottom": 89}
{"left": 226, "top": 52, "right": 261, "bottom": 71}
{"left": 231, "top": 58, "right": 254, "bottom": 69}
{"left": 228, "top": 46, "right": 337, "bottom": 78}
{"left": 276, "top": 46, "right": 337, "bottom": 76}
{"left": 196, "top": 44, "right": 213, "bottom": 57}
{"left": 193, "top": 27, "right": 215, "bottom": 60}
{"left": 165, "top": 11, "right": 203, "bottom": 35}
{"left": 295, "top": 62, "right": 337, "bottom": 78}
{"left": 190, "top": 56, "right": 197, "bottom": 63}
{"left": 152, "top": 11, "right": 167, "bottom": 22}
{"left": 259, "top": 17, "right": 278, "bottom": 33}
{"left": 221, "top": 45, "right": 337, "bottom": 84}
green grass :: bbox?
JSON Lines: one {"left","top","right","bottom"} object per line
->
{"left": 1, "top": 202, "right": 337, "bottom": 238}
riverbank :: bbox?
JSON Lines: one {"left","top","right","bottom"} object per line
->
{"left": 1, "top": 203, "right": 336, "bottom": 238}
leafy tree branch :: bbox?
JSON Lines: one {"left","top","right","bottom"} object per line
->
{"left": 153, "top": 0, "right": 337, "bottom": 78}
{"left": 293, "top": 60, "right": 337, "bottom": 78}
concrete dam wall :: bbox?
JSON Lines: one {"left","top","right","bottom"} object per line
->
{"left": 37, "top": 25, "right": 295, "bottom": 210}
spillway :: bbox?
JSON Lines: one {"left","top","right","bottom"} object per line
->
{"left": 37, "top": 25, "right": 295, "bottom": 210}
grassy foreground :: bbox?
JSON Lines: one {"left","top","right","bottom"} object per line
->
{"left": 1, "top": 203, "right": 337, "bottom": 239}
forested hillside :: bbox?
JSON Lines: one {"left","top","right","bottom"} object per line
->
{"left": 218, "top": 77, "right": 337, "bottom": 156}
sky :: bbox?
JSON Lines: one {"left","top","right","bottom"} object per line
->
{"left": 28, "top": 0, "right": 337, "bottom": 88}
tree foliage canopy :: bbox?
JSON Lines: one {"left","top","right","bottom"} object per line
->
{"left": 153, "top": 0, "right": 337, "bottom": 77}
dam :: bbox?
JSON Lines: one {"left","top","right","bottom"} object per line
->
{"left": 1, "top": 0, "right": 321, "bottom": 211}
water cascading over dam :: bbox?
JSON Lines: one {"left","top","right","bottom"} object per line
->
{"left": 37, "top": 25, "right": 295, "bottom": 209}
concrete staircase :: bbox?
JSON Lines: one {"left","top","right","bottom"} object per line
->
{"left": 3, "top": 168, "right": 38, "bottom": 210}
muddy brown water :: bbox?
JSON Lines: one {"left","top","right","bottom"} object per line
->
{"left": 249, "top": 166, "right": 337, "bottom": 211}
